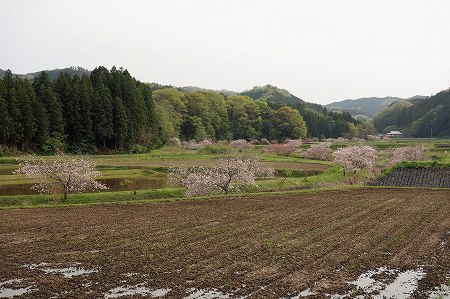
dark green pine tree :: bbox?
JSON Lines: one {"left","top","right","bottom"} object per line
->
{"left": 0, "top": 94, "right": 10, "bottom": 144}
{"left": 32, "top": 95, "right": 49, "bottom": 149}
{"left": 92, "top": 76, "right": 113, "bottom": 149}
{"left": 140, "top": 83, "right": 162, "bottom": 147}
{"left": 120, "top": 70, "right": 147, "bottom": 146}
{"left": 15, "top": 78, "right": 37, "bottom": 150}
{"left": 55, "top": 72, "right": 73, "bottom": 143}
{"left": 78, "top": 74, "right": 94, "bottom": 147}
{"left": 3, "top": 70, "right": 23, "bottom": 145}
{"left": 33, "top": 72, "right": 64, "bottom": 139}
{"left": 112, "top": 96, "right": 128, "bottom": 149}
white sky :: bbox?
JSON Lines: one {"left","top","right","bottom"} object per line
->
{"left": 2, "top": 0, "right": 450, "bottom": 104}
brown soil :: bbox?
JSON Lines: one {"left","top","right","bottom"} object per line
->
{"left": 1, "top": 188, "right": 449, "bottom": 298}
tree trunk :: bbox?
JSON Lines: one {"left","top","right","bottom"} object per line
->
{"left": 63, "top": 189, "right": 68, "bottom": 201}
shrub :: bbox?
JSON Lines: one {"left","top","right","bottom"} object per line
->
{"left": 129, "top": 144, "right": 149, "bottom": 154}
{"left": 200, "top": 144, "right": 231, "bottom": 154}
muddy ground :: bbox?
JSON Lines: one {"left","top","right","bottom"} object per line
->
{"left": 1, "top": 188, "right": 449, "bottom": 298}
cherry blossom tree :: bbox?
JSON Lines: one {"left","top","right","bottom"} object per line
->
{"left": 168, "top": 157, "right": 273, "bottom": 197}
{"left": 388, "top": 144, "right": 427, "bottom": 167}
{"left": 332, "top": 145, "right": 377, "bottom": 175}
{"left": 14, "top": 156, "right": 108, "bottom": 200}
{"left": 268, "top": 139, "right": 301, "bottom": 156}
{"left": 303, "top": 142, "right": 332, "bottom": 161}
{"left": 229, "top": 139, "right": 253, "bottom": 151}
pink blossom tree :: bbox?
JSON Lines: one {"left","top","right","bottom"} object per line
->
{"left": 332, "top": 145, "right": 377, "bottom": 175}
{"left": 229, "top": 139, "right": 253, "bottom": 151}
{"left": 303, "top": 142, "right": 332, "bottom": 160}
{"left": 388, "top": 144, "right": 427, "bottom": 167}
{"left": 168, "top": 157, "right": 273, "bottom": 197}
{"left": 14, "top": 156, "right": 108, "bottom": 201}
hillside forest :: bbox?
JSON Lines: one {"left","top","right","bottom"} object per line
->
{"left": 0, "top": 67, "right": 371, "bottom": 154}
{"left": 373, "top": 89, "right": 450, "bottom": 137}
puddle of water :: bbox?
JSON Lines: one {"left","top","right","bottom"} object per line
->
{"left": 184, "top": 288, "right": 237, "bottom": 299}
{"left": 0, "top": 279, "right": 35, "bottom": 298}
{"left": 291, "top": 288, "right": 317, "bottom": 298}
{"left": 23, "top": 263, "right": 98, "bottom": 278}
{"left": 41, "top": 266, "right": 98, "bottom": 278}
{"left": 429, "top": 284, "right": 450, "bottom": 298}
{"left": 372, "top": 268, "right": 426, "bottom": 299}
{"left": 104, "top": 285, "right": 171, "bottom": 298}
{"left": 294, "top": 267, "right": 426, "bottom": 298}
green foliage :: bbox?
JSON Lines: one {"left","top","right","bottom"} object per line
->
{"left": 199, "top": 144, "right": 231, "bottom": 154}
{"left": 128, "top": 144, "right": 150, "bottom": 154}
{"left": 374, "top": 89, "right": 450, "bottom": 137}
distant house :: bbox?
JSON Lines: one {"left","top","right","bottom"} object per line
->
{"left": 386, "top": 131, "right": 403, "bottom": 138}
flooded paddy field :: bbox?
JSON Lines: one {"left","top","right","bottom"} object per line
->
{"left": 1, "top": 188, "right": 450, "bottom": 298}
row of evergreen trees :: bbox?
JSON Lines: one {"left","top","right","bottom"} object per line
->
{"left": 0, "top": 67, "right": 159, "bottom": 153}
{"left": 0, "top": 66, "right": 364, "bottom": 154}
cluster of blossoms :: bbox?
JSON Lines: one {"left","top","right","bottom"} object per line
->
{"left": 229, "top": 139, "right": 253, "bottom": 151}
{"left": 388, "top": 144, "right": 427, "bottom": 167}
{"left": 267, "top": 139, "right": 302, "bottom": 156}
{"left": 303, "top": 142, "right": 333, "bottom": 161}
{"left": 181, "top": 139, "right": 213, "bottom": 150}
{"left": 169, "top": 157, "right": 273, "bottom": 197}
{"left": 284, "top": 139, "right": 302, "bottom": 147}
{"left": 332, "top": 145, "right": 377, "bottom": 175}
{"left": 14, "top": 156, "right": 108, "bottom": 200}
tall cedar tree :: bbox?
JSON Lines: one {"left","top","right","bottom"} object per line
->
{"left": 33, "top": 72, "right": 64, "bottom": 139}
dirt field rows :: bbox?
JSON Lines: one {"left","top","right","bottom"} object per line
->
{"left": 1, "top": 188, "right": 450, "bottom": 298}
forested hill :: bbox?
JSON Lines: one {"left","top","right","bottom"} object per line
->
{"left": 373, "top": 88, "right": 450, "bottom": 137}
{"left": 241, "top": 85, "right": 303, "bottom": 105}
{"left": 0, "top": 66, "right": 367, "bottom": 154}
{"left": 0, "top": 66, "right": 90, "bottom": 81}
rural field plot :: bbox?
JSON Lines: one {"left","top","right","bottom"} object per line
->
{"left": 1, "top": 188, "right": 450, "bottom": 298}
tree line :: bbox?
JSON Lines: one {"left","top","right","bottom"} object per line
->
{"left": 0, "top": 66, "right": 367, "bottom": 154}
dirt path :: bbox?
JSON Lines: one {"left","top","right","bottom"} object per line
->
{"left": 1, "top": 188, "right": 449, "bottom": 298}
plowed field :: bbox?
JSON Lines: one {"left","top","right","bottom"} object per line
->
{"left": 1, "top": 188, "right": 449, "bottom": 298}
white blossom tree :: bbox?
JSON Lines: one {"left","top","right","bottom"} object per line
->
{"left": 388, "top": 144, "right": 427, "bottom": 167}
{"left": 332, "top": 145, "right": 377, "bottom": 175}
{"left": 168, "top": 157, "right": 273, "bottom": 197}
{"left": 303, "top": 142, "right": 332, "bottom": 160}
{"left": 14, "top": 156, "right": 108, "bottom": 200}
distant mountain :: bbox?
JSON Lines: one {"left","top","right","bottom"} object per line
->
{"left": 326, "top": 97, "right": 404, "bottom": 117}
{"left": 0, "top": 66, "right": 90, "bottom": 81}
{"left": 180, "top": 86, "right": 238, "bottom": 97}
{"left": 326, "top": 96, "right": 429, "bottom": 117}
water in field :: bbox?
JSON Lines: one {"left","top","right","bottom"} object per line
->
{"left": 0, "top": 175, "right": 169, "bottom": 196}
{"left": 294, "top": 266, "right": 426, "bottom": 298}
{"left": 0, "top": 279, "right": 36, "bottom": 298}
{"left": 104, "top": 285, "right": 171, "bottom": 298}
{"left": 23, "top": 263, "right": 98, "bottom": 278}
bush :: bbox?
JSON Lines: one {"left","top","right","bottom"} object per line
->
{"left": 168, "top": 137, "right": 181, "bottom": 147}
{"left": 200, "top": 144, "right": 231, "bottom": 154}
{"left": 129, "top": 144, "right": 150, "bottom": 154}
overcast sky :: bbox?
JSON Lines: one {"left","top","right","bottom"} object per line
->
{"left": 2, "top": 0, "right": 450, "bottom": 104}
